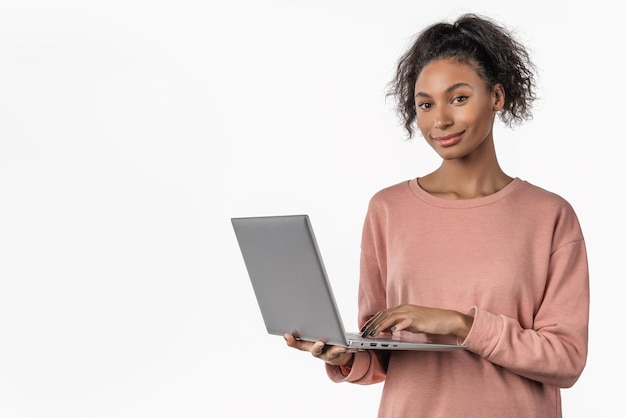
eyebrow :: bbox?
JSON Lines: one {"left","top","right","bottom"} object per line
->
{"left": 414, "top": 82, "right": 474, "bottom": 99}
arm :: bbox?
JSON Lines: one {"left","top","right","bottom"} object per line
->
{"left": 463, "top": 239, "right": 589, "bottom": 388}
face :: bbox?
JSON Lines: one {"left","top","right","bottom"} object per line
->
{"left": 414, "top": 58, "right": 504, "bottom": 161}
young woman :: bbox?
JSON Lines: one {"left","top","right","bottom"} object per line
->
{"left": 285, "top": 13, "right": 589, "bottom": 418}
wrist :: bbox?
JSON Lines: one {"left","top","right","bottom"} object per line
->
{"left": 338, "top": 352, "right": 355, "bottom": 376}
{"left": 455, "top": 312, "right": 474, "bottom": 340}
{"left": 339, "top": 351, "right": 355, "bottom": 367}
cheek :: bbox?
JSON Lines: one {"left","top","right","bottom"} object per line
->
{"left": 415, "top": 113, "right": 432, "bottom": 132}
{"left": 452, "top": 106, "right": 476, "bottom": 124}
{"left": 454, "top": 108, "right": 490, "bottom": 131}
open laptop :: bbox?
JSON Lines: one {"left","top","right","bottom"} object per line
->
{"left": 231, "top": 214, "right": 465, "bottom": 351}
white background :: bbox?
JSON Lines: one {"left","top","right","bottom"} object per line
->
{"left": 0, "top": 1, "right": 622, "bottom": 417}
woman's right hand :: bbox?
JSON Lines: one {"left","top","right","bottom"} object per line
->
{"left": 284, "top": 333, "right": 355, "bottom": 367}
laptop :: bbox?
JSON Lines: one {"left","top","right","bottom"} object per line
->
{"left": 231, "top": 214, "right": 465, "bottom": 351}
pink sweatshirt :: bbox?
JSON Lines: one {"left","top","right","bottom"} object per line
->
{"left": 326, "top": 178, "right": 589, "bottom": 418}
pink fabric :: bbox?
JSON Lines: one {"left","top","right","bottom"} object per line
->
{"left": 326, "top": 178, "right": 589, "bottom": 418}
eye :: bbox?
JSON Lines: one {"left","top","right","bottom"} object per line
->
{"left": 452, "top": 95, "right": 468, "bottom": 104}
{"left": 417, "top": 102, "right": 432, "bottom": 111}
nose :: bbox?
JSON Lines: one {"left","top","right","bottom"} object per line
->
{"left": 434, "top": 106, "right": 453, "bottom": 130}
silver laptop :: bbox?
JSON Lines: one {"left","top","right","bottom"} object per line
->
{"left": 231, "top": 214, "right": 465, "bottom": 351}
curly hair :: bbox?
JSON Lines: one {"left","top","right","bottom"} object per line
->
{"left": 387, "top": 13, "right": 537, "bottom": 138}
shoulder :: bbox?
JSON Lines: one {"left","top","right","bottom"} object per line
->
{"left": 515, "top": 179, "right": 584, "bottom": 240}
{"left": 368, "top": 180, "right": 413, "bottom": 206}
{"left": 363, "top": 180, "right": 418, "bottom": 219}
{"left": 360, "top": 180, "right": 415, "bottom": 233}
{"left": 515, "top": 179, "right": 576, "bottom": 213}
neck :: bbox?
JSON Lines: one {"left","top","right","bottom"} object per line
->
{"left": 419, "top": 139, "right": 513, "bottom": 200}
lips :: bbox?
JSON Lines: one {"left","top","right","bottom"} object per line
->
{"left": 433, "top": 132, "right": 463, "bottom": 147}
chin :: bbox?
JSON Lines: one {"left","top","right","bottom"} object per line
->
{"left": 436, "top": 149, "right": 469, "bottom": 160}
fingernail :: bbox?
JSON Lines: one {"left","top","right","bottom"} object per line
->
{"left": 360, "top": 325, "right": 367, "bottom": 332}
{"left": 390, "top": 326, "right": 397, "bottom": 332}
{"left": 369, "top": 330, "right": 376, "bottom": 336}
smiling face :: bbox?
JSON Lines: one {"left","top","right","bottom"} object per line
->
{"left": 414, "top": 58, "right": 504, "bottom": 162}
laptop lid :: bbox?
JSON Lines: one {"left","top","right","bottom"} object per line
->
{"left": 232, "top": 214, "right": 349, "bottom": 347}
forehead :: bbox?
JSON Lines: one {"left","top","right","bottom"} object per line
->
{"left": 415, "top": 58, "right": 486, "bottom": 92}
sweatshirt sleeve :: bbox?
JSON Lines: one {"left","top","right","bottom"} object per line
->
{"left": 462, "top": 237, "right": 590, "bottom": 388}
{"left": 325, "top": 349, "right": 388, "bottom": 384}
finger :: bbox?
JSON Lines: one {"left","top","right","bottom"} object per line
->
{"left": 367, "top": 313, "right": 401, "bottom": 337}
{"left": 326, "top": 347, "right": 348, "bottom": 361}
{"left": 325, "top": 347, "right": 356, "bottom": 367}
{"left": 284, "top": 334, "right": 314, "bottom": 351}
{"left": 365, "top": 311, "right": 395, "bottom": 336}
{"left": 360, "top": 311, "right": 385, "bottom": 335}
{"left": 283, "top": 333, "right": 298, "bottom": 347}
{"left": 310, "top": 341, "right": 326, "bottom": 357}
{"left": 360, "top": 311, "right": 380, "bottom": 331}
{"left": 389, "top": 318, "right": 413, "bottom": 332}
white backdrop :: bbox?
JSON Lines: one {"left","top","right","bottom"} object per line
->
{"left": 0, "top": 1, "right": 622, "bottom": 417}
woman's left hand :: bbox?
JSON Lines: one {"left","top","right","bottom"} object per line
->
{"left": 359, "top": 304, "right": 474, "bottom": 340}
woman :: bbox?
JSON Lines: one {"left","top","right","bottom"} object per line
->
{"left": 285, "top": 13, "right": 589, "bottom": 418}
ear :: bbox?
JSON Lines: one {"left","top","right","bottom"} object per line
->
{"left": 492, "top": 84, "right": 505, "bottom": 111}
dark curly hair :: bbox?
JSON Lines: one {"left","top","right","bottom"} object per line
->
{"left": 387, "top": 13, "right": 537, "bottom": 138}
